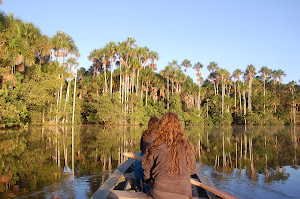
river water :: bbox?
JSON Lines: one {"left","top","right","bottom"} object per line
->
{"left": 0, "top": 125, "right": 299, "bottom": 199}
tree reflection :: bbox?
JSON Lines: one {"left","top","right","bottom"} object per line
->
{"left": 0, "top": 125, "right": 298, "bottom": 198}
{"left": 0, "top": 125, "right": 144, "bottom": 198}
{"left": 186, "top": 125, "right": 300, "bottom": 183}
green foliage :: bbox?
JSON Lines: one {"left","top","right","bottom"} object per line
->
{"left": 0, "top": 10, "right": 299, "bottom": 127}
{"left": 169, "top": 94, "right": 185, "bottom": 122}
{"left": 128, "top": 94, "right": 146, "bottom": 125}
{"left": 184, "top": 107, "right": 204, "bottom": 125}
{"left": 0, "top": 89, "right": 28, "bottom": 127}
{"left": 91, "top": 93, "right": 122, "bottom": 124}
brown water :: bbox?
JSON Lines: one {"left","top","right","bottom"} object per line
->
{"left": 0, "top": 125, "right": 299, "bottom": 199}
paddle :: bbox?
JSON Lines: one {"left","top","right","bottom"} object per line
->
{"left": 123, "top": 152, "right": 239, "bottom": 199}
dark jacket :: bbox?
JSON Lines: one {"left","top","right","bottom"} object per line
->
{"left": 140, "top": 132, "right": 155, "bottom": 155}
{"left": 143, "top": 144, "right": 196, "bottom": 198}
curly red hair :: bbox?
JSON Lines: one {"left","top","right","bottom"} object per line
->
{"left": 143, "top": 112, "right": 195, "bottom": 176}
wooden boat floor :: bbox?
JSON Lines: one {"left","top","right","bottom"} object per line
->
{"left": 108, "top": 190, "right": 207, "bottom": 199}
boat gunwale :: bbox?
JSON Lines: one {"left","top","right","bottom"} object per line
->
{"left": 90, "top": 152, "right": 141, "bottom": 199}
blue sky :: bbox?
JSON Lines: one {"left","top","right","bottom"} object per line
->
{"left": 1, "top": 0, "right": 299, "bottom": 84}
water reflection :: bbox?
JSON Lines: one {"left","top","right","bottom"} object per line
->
{"left": 0, "top": 125, "right": 299, "bottom": 198}
{"left": 187, "top": 126, "right": 299, "bottom": 181}
{"left": 0, "top": 125, "right": 143, "bottom": 198}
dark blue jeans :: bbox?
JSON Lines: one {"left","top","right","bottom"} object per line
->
{"left": 133, "top": 154, "right": 148, "bottom": 193}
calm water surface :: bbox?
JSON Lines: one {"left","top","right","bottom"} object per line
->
{"left": 0, "top": 125, "right": 299, "bottom": 199}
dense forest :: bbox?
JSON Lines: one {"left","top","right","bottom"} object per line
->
{"left": 1, "top": 11, "right": 299, "bottom": 128}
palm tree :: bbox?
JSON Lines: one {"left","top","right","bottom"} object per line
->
{"left": 36, "top": 35, "right": 52, "bottom": 65}
{"left": 105, "top": 41, "right": 117, "bottom": 93}
{"left": 289, "top": 81, "right": 296, "bottom": 124}
{"left": 51, "top": 31, "right": 75, "bottom": 109}
{"left": 100, "top": 47, "right": 109, "bottom": 94}
{"left": 259, "top": 66, "right": 271, "bottom": 113}
{"left": 232, "top": 69, "right": 243, "bottom": 117}
{"left": 88, "top": 49, "right": 101, "bottom": 77}
{"left": 219, "top": 68, "right": 230, "bottom": 117}
{"left": 270, "top": 70, "right": 278, "bottom": 85}
{"left": 142, "top": 67, "right": 153, "bottom": 106}
{"left": 136, "top": 47, "right": 149, "bottom": 96}
{"left": 241, "top": 74, "right": 249, "bottom": 117}
{"left": 64, "top": 57, "right": 77, "bottom": 108}
{"left": 245, "top": 64, "right": 256, "bottom": 112}
{"left": 160, "top": 64, "right": 172, "bottom": 110}
{"left": 181, "top": 59, "right": 192, "bottom": 77}
{"left": 276, "top": 69, "right": 286, "bottom": 84}
{"left": 169, "top": 60, "right": 178, "bottom": 95}
{"left": 148, "top": 50, "right": 159, "bottom": 71}
{"left": 207, "top": 61, "right": 218, "bottom": 95}
{"left": 193, "top": 62, "right": 204, "bottom": 111}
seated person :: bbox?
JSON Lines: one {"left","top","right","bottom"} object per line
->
{"left": 134, "top": 116, "right": 160, "bottom": 192}
{"left": 142, "top": 112, "right": 196, "bottom": 199}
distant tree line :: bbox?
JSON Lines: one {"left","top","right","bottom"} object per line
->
{"left": 0, "top": 11, "right": 299, "bottom": 128}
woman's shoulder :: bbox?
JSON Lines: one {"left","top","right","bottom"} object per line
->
{"left": 156, "top": 143, "right": 168, "bottom": 152}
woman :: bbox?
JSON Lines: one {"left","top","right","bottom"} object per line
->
{"left": 142, "top": 112, "right": 196, "bottom": 199}
{"left": 134, "top": 116, "right": 160, "bottom": 192}
{"left": 140, "top": 116, "right": 160, "bottom": 155}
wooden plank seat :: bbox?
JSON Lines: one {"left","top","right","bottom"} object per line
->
{"left": 108, "top": 190, "right": 201, "bottom": 199}
{"left": 108, "top": 190, "right": 151, "bottom": 199}
{"left": 124, "top": 172, "right": 137, "bottom": 180}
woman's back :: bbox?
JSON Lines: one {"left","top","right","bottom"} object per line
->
{"left": 142, "top": 112, "right": 196, "bottom": 198}
{"left": 143, "top": 143, "right": 196, "bottom": 198}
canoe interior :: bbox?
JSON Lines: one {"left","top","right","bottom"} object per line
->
{"left": 91, "top": 153, "right": 218, "bottom": 199}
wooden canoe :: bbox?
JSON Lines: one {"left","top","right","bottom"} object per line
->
{"left": 90, "top": 152, "right": 217, "bottom": 199}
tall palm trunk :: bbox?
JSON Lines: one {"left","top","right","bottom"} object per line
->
{"left": 234, "top": 81, "right": 237, "bottom": 117}
{"left": 222, "top": 82, "right": 225, "bottom": 118}
{"left": 172, "top": 80, "right": 174, "bottom": 95}
{"left": 59, "top": 55, "right": 63, "bottom": 103}
{"left": 119, "top": 63, "right": 122, "bottom": 100}
{"left": 213, "top": 82, "right": 216, "bottom": 95}
{"left": 243, "top": 90, "right": 246, "bottom": 116}
{"left": 136, "top": 69, "right": 140, "bottom": 96}
{"left": 72, "top": 68, "right": 77, "bottom": 125}
{"left": 167, "top": 75, "right": 170, "bottom": 110}
{"left": 110, "top": 62, "right": 113, "bottom": 93}
{"left": 104, "top": 64, "right": 107, "bottom": 94}
{"left": 198, "top": 83, "right": 201, "bottom": 111}
{"left": 238, "top": 82, "right": 242, "bottom": 116}
{"left": 146, "top": 82, "right": 148, "bottom": 106}
{"left": 248, "top": 77, "right": 253, "bottom": 112}
{"left": 263, "top": 77, "right": 266, "bottom": 113}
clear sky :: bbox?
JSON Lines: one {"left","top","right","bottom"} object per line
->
{"left": 1, "top": 0, "right": 299, "bottom": 84}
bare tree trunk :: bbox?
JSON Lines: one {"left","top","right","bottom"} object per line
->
{"left": 167, "top": 76, "right": 170, "bottom": 110}
{"left": 222, "top": 82, "right": 225, "bottom": 118}
{"left": 110, "top": 62, "right": 113, "bottom": 93}
{"left": 136, "top": 69, "right": 140, "bottom": 96}
{"left": 234, "top": 81, "right": 237, "bottom": 118}
{"left": 248, "top": 77, "right": 253, "bottom": 112}
{"left": 104, "top": 65, "right": 107, "bottom": 94}
{"left": 72, "top": 68, "right": 77, "bottom": 125}
{"left": 213, "top": 82, "right": 216, "bottom": 95}
{"left": 243, "top": 91, "right": 247, "bottom": 116}
{"left": 238, "top": 82, "right": 242, "bottom": 116}
{"left": 146, "top": 83, "right": 148, "bottom": 106}
{"left": 263, "top": 78, "right": 266, "bottom": 113}
{"left": 198, "top": 84, "right": 201, "bottom": 111}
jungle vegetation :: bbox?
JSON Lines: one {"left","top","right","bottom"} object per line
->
{"left": 1, "top": 11, "right": 299, "bottom": 128}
